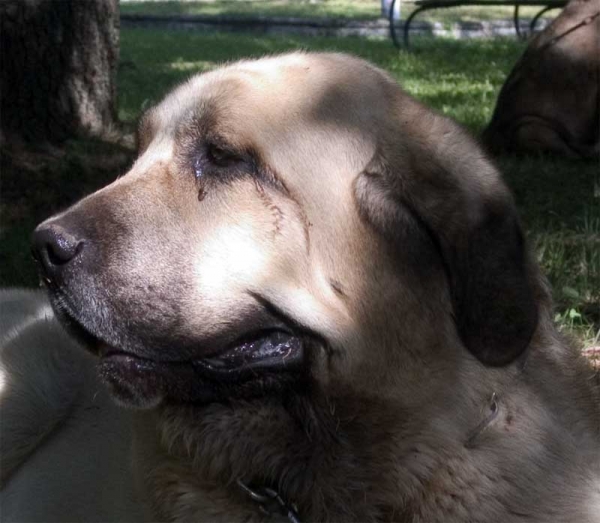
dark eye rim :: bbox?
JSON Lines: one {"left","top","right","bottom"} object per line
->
{"left": 190, "top": 139, "right": 262, "bottom": 184}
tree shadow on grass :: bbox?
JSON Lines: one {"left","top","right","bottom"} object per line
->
{"left": 0, "top": 140, "right": 134, "bottom": 286}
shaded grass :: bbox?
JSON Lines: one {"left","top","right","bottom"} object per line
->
{"left": 0, "top": 141, "right": 133, "bottom": 286}
{"left": 2, "top": 29, "right": 598, "bottom": 345}
{"left": 497, "top": 155, "right": 599, "bottom": 345}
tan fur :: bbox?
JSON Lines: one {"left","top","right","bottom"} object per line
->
{"left": 3, "top": 53, "right": 600, "bottom": 522}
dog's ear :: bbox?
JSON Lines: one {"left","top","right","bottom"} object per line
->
{"left": 355, "top": 109, "right": 538, "bottom": 366}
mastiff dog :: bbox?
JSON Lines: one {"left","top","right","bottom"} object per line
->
{"left": 2, "top": 53, "right": 599, "bottom": 522}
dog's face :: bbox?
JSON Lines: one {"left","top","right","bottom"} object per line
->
{"left": 32, "top": 53, "right": 538, "bottom": 414}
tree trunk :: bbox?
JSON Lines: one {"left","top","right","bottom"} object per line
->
{"left": 0, "top": 0, "right": 120, "bottom": 145}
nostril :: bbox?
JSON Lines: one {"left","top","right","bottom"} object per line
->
{"left": 32, "top": 225, "right": 85, "bottom": 277}
{"left": 46, "top": 234, "right": 83, "bottom": 265}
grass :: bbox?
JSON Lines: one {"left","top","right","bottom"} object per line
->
{"left": 121, "top": 0, "right": 383, "bottom": 20}
{"left": 2, "top": 29, "right": 598, "bottom": 347}
{"left": 117, "top": 31, "right": 522, "bottom": 129}
{"left": 496, "top": 156, "right": 599, "bottom": 346}
{"left": 120, "top": 0, "right": 561, "bottom": 26}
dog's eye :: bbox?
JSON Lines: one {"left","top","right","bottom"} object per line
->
{"left": 193, "top": 142, "right": 250, "bottom": 182}
{"left": 194, "top": 144, "right": 238, "bottom": 179}
{"left": 207, "top": 144, "right": 236, "bottom": 167}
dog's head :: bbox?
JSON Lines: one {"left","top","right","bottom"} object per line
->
{"left": 32, "top": 53, "right": 538, "bottom": 411}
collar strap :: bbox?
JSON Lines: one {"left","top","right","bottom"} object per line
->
{"left": 238, "top": 479, "right": 302, "bottom": 523}
{"left": 464, "top": 392, "right": 500, "bottom": 449}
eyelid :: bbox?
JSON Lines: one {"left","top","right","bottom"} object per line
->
{"left": 193, "top": 142, "right": 252, "bottom": 181}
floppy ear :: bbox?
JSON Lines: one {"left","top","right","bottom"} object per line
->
{"left": 430, "top": 194, "right": 539, "bottom": 366}
{"left": 357, "top": 108, "right": 538, "bottom": 366}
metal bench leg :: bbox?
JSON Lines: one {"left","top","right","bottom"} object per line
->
{"left": 402, "top": 6, "right": 427, "bottom": 48}
{"left": 390, "top": 0, "right": 401, "bottom": 47}
{"left": 530, "top": 6, "right": 555, "bottom": 32}
{"left": 513, "top": 4, "right": 522, "bottom": 38}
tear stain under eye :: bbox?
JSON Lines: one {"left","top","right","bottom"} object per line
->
{"left": 194, "top": 157, "right": 207, "bottom": 201}
{"left": 194, "top": 157, "right": 204, "bottom": 179}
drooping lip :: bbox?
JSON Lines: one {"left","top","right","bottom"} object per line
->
{"left": 97, "top": 331, "right": 305, "bottom": 407}
{"left": 193, "top": 331, "right": 304, "bottom": 377}
{"left": 46, "top": 289, "right": 308, "bottom": 407}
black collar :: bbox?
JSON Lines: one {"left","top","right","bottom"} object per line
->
{"left": 238, "top": 479, "right": 302, "bottom": 523}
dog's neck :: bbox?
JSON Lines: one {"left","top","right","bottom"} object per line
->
{"left": 131, "top": 384, "right": 507, "bottom": 522}
{"left": 131, "top": 345, "right": 598, "bottom": 523}
{"left": 131, "top": 392, "right": 403, "bottom": 519}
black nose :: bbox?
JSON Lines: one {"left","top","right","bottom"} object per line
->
{"left": 32, "top": 224, "right": 85, "bottom": 281}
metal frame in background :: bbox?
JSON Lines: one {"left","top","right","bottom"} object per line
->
{"left": 389, "top": 0, "right": 566, "bottom": 47}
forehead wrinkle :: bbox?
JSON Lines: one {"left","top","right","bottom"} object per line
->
{"left": 164, "top": 73, "right": 250, "bottom": 139}
{"left": 177, "top": 101, "right": 218, "bottom": 141}
{"left": 174, "top": 100, "right": 246, "bottom": 165}
{"left": 160, "top": 60, "right": 308, "bottom": 149}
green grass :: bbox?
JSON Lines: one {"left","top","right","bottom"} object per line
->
{"left": 117, "top": 31, "right": 523, "bottom": 131}
{"left": 2, "top": 29, "right": 598, "bottom": 346}
{"left": 121, "top": 0, "right": 383, "bottom": 20}
{"left": 496, "top": 155, "right": 599, "bottom": 346}
{"left": 120, "top": 0, "right": 561, "bottom": 26}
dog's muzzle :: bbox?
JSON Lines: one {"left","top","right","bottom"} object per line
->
{"left": 31, "top": 215, "right": 311, "bottom": 409}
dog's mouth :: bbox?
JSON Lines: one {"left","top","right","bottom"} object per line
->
{"left": 50, "top": 295, "right": 307, "bottom": 408}
{"left": 98, "top": 330, "right": 306, "bottom": 408}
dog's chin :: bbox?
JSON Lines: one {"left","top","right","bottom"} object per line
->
{"left": 48, "top": 295, "right": 307, "bottom": 409}
{"left": 45, "top": 289, "right": 310, "bottom": 409}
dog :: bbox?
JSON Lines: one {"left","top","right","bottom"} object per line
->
{"left": 2, "top": 52, "right": 599, "bottom": 522}
{"left": 482, "top": 0, "right": 599, "bottom": 158}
